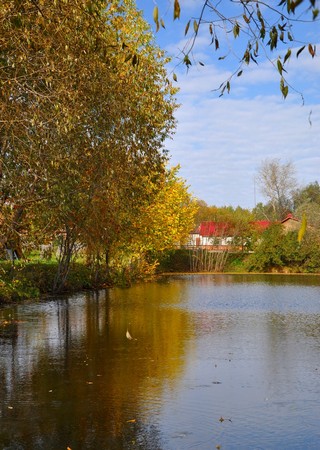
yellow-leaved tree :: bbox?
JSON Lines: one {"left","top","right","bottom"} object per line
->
{"left": 109, "top": 166, "right": 198, "bottom": 282}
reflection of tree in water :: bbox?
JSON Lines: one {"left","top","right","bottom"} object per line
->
{"left": 0, "top": 285, "right": 192, "bottom": 449}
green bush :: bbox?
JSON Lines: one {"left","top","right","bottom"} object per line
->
{"left": 0, "top": 278, "right": 40, "bottom": 303}
{"left": 0, "top": 261, "right": 99, "bottom": 303}
{"left": 245, "top": 224, "right": 320, "bottom": 273}
{"left": 224, "top": 254, "right": 247, "bottom": 272}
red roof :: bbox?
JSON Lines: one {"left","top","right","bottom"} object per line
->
{"left": 192, "top": 220, "right": 274, "bottom": 236}
{"left": 192, "top": 220, "right": 276, "bottom": 236}
{"left": 197, "top": 221, "right": 231, "bottom": 237}
{"left": 281, "top": 213, "right": 299, "bottom": 223}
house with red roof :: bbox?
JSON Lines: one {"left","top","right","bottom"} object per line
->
{"left": 281, "top": 213, "right": 301, "bottom": 232}
{"left": 188, "top": 221, "right": 236, "bottom": 250}
{"left": 187, "top": 214, "right": 300, "bottom": 251}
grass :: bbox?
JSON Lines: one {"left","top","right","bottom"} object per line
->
{"left": 0, "top": 259, "right": 99, "bottom": 303}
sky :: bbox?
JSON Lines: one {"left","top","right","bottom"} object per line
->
{"left": 136, "top": 0, "right": 320, "bottom": 210}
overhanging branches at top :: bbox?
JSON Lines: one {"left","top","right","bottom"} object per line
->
{"left": 153, "top": 0, "right": 319, "bottom": 98}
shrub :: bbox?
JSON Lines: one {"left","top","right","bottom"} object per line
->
{"left": 245, "top": 224, "right": 320, "bottom": 273}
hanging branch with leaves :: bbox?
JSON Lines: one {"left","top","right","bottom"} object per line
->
{"left": 153, "top": 0, "right": 319, "bottom": 98}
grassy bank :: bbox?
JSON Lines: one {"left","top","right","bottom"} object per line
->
{"left": 3, "top": 246, "right": 316, "bottom": 304}
{"left": 0, "top": 261, "right": 103, "bottom": 303}
{"left": 1, "top": 250, "right": 244, "bottom": 303}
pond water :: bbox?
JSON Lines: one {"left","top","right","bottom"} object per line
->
{"left": 1, "top": 274, "right": 320, "bottom": 449}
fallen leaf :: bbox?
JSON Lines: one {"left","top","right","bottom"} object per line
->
{"left": 126, "top": 330, "right": 133, "bottom": 340}
{"left": 86, "top": 381, "right": 93, "bottom": 385}
{"left": 127, "top": 419, "right": 136, "bottom": 423}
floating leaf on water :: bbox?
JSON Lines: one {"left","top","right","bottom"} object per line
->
{"left": 126, "top": 330, "right": 133, "bottom": 340}
{"left": 127, "top": 419, "right": 136, "bottom": 423}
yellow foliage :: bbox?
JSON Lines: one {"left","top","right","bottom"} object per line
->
{"left": 298, "top": 213, "right": 307, "bottom": 243}
{"left": 127, "top": 166, "right": 198, "bottom": 253}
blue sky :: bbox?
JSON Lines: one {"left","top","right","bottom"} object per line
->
{"left": 137, "top": 1, "right": 320, "bottom": 209}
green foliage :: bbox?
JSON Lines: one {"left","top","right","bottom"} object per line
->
{"left": 252, "top": 202, "right": 275, "bottom": 221}
{"left": 246, "top": 225, "right": 290, "bottom": 271}
{"left": 245, "top": 224, "right": 320, "bottom": 273}
{"left": 195, "top": 203, "right": 253, "bottom": 226}
{"left": 0, "top": 278, "right": 40, "bottom": 303}
{"left": 224, "top": 254, "right": 247, "bottom": 273}
{"left": 293, "top": 181, "right": 320, "bottom": 208}
{"left": 293, "top": 181, "right": 320, "bottom": 207}
{"left": 293, "top": 182, "right": 320, "bottom": 229}
{"left": 0, "top": 261, "right": 100, "bottom": 303}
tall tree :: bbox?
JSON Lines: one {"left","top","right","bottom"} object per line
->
{"left": 256, "top": 158, "right": 297, "bottom": 220}
{"left": 0, "top": 0, "right": 177, "bottom": 290}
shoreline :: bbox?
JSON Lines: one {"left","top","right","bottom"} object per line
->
{"left": 1, "top": 267, "right": 319, "bottom": 306}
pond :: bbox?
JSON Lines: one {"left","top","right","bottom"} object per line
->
{"left": 1, "top": 274, "right": 320, "bottom": 449}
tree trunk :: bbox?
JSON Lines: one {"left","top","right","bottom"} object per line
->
{"left": 53, "top": 225, "right": 76, "bottom": 293}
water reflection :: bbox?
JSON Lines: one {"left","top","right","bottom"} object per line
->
{"left": 1, "top": 274, "right": 320, "bottom": 449}
{"left": 0, "top": 285, "right": 192, "bottom": 449}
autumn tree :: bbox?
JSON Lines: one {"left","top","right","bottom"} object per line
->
{"left": 194, "top": 201, "right": 220, "bottom": 224}
{"left": 108, "top": 166, "right": 198, "bottom": 280}
{"left": 137, "top": 166, "right": 198, "bottom": 251}
{"left": 0, "top": 0, "right": 177, "bottom": 290}
{"left": 256, "top": 158, "right": 297, "bottom": 221}
{"left": 153, "top": 0, "right": 319, "bottom": 97}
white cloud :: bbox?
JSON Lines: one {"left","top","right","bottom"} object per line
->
{"left": 139, "top": 0, "right": 320, "bottom": 209}
{"left": 166, "top": 66, "right": 320, "bottom": 209}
